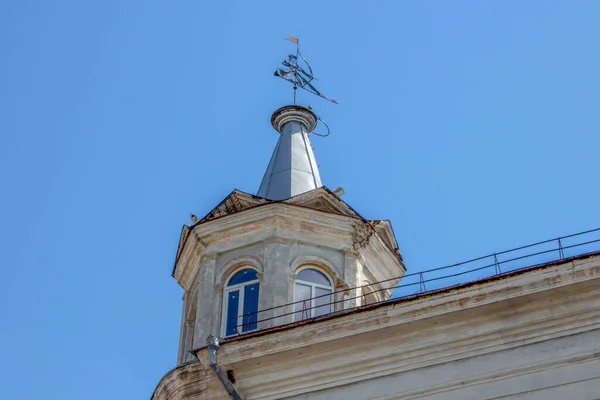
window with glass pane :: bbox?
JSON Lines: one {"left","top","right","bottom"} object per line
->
{"left": 294, "top": 268, "right": 333, "bottom": 321}
{"left": 293, "top": 283, "right": 312, "bottom": 320}
{"left": 223, "top": 268, "right": 260, "bottom": 336}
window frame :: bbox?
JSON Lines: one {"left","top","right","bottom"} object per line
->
{"left": 221, "top": 267, "right": 260, "bottom": 337}
{"left": 293, "top": 266, "right": 334, "bottom": 321}
{"left": 361, "top": 282, "right": 381, "bottom": 305}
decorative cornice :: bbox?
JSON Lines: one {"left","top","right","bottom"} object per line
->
{"left": 213, "top": 255, "right": 600, "bottom": 399}
{"left": 242, "top": 316, "right": 600, "bottom": 399}
{"left": 151, "top": 361, "right": 213, "bottom": 400}
{"left": 270, "top": 105, "right": 318, "bottom": 133}
{"left": 219, "top": 255, "right": 599, "bottom": 362}
{"left": 352, "top": 221, "right": 374, "bottom": 251}
{"left": 156, "top": 254, "right": 600, "bottom": 400}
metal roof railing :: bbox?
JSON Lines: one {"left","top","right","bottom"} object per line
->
{"left": 231, "top": 227, "right": 600, "bottom": 336}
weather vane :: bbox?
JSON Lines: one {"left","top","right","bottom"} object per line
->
{"left": 274, "top": 36, "right": 338, "bottom": 105}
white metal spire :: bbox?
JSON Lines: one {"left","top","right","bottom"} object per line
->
{"left": 257, "top": 106, "right": 322, "bottom": 200}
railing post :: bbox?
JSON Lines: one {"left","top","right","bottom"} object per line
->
{"left": 244, "top": 313, "right": 250, "bottom": 332}
{"left": 558, "top": 237, "right": 565, "bottom": 259}
{"left": 419, "top": 273, "right": 426, "bottom": 293}
{"left": 223, "top": 228, "right": 599, "bottom": 338}
{"left": 302, "top": 299, "right": 310, "bottom": 320}
{"left": 493, "top": 253, "right": 502, "bottom": 275}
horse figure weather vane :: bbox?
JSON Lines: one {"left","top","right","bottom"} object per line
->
{"left": 274, "top": 36, "right": 338, "bottom": 105}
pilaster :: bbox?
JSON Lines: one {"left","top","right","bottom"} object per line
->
{"left": 193, "top": 254, "right": 217, "bottom": 347}
{"left": 343, "top": 249, "right": 363, "bottom": 309}
{"left": 260, "top": 241, "right": 293, "bottom": 328}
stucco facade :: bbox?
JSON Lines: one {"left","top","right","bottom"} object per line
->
{"left": 172, "top": 187, "right": 405, "bottom": 364}
{"left": 154, "top": 251, "right": 600, "bottom": 399}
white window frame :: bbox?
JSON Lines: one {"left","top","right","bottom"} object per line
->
{"left": 221, "top": 267, "right": 260, "bottom": 337}
{"left": 293, "top": 266, "right": 334, "bottom": 321}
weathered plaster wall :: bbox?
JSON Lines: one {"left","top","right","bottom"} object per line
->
{"left": 292, "top": 328, "right": 600, "bottom": 400}
{"left": 173, "top": 202, "right": 404, "bottom": 362}
{"left": 156, "top": 252, "right": 600, "bottom": 400}
{"left": 191, "top": 239, "right": 349, "bottom": 346}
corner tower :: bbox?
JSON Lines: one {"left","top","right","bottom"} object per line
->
{"left": 169, "top": 104, "right": 405, "bottom": 366}
{"left": 154, "top": 40, "right": 406, "bottom": 399}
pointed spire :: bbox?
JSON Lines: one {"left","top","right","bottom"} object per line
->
{"left": 257, "top": 106, "right": 322, "bottom": 200}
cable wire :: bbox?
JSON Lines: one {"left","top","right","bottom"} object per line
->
{"left": 311, "top": 116, "right": 331, "bottom": 137}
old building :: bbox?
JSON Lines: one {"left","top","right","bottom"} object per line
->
{"left": 152, "top": 105, "right": 600, "bottom": 399}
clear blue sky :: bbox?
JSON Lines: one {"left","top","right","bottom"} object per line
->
{"left": 1, "top": 1, "right": 599, "bottom": 398}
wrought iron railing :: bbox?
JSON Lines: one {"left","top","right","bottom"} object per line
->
{"left": 232, "top": 227, "right": 600, "bottom": 335}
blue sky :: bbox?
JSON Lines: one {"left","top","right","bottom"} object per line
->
{"left": 1, "top": 1, "right": 599, "bottom": 398}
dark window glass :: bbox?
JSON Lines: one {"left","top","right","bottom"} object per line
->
{"left": 228, "top": 269, "right": 258, "bottom": 286}
{"left": 226, "top": 290, "right": 239, "bottom": 336}
{"left": 242, "top": 282, "right": 259, "bottom": 332}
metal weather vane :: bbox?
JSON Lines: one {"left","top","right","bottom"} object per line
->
{"left": 274, "top": 36, "right": 338, "bottom": 105}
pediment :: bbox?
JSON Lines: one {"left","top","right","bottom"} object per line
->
{"left": 198, "top": 187, "right": 362, "bottom": 225}
{"left": 283, "top": 187, "right": 362, "bottom": 218}
{"left": 371, "top": 220, "right": 403, "bottom": 262}
{"left": 174, "top": 187, "right": 404, "bottom": 280}
{"left": 199, "top": 190, "right": 270, "bottom": 223}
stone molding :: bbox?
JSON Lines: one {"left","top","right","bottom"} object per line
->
{"left": 289, "top": 254, "right": 339, "bottom": 281}
{"left": 155, "top": 254, "right": 600, "bottom": 400}
{"left": 352, "top": 221, "right": 374, "bottom": 251}
{"left": 212, "top": 256, "right": 600, "bottom": 399}
{"left": 216, "top": 255, "right": 264, "bottom": 287}
{"left": 270, "top": 105, "right": 318, "bottom": 133}
{"left": 174, "top": 203, "right": 404, "bottom": 293}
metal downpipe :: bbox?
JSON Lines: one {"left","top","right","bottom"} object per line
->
{"left": 206, "top": 335, "right": 243, "bottom": 400}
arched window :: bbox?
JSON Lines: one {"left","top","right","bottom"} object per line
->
{"left": 293, "top": 267, "right": 333, "bottom": 321}
{"left": 222, "top": 268, "right": 260, "bottom": 336}
{"left": 361, "top": 284, "right": 380, "bottom": 305}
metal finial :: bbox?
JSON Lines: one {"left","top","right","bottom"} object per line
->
{"left": 274, "top": 36, "right": 338, "bottom": 105}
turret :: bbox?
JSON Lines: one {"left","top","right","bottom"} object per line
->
{"left": 171, "top": 103, "right": 405, "bottom": 364}
{"left": 258, "top": 105, "right": 322, "bottom": 200}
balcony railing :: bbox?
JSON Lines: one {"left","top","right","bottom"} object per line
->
{"left": 232, "top": 227, "right": 600, "bottom": 336}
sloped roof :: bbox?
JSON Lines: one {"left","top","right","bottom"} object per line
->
{"left": 199, "top": 190, "right": 270, "bottom": 223}
{"left": 198, "top": 187, "right": 360, "bottom": 224}
{"left": 257, "top": 106, "right": 323, "bottom": 200}
{"left": 173, "top": 187, "right": 404, "bottom": 276}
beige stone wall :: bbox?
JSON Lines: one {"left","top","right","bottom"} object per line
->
{"left": 173, "top": 202, "right": 405, "bottom": 363}
{"left": 156, "top": 252, "right": 600, "bottom": 400}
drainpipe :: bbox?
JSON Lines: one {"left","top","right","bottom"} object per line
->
{"left": 206, "top": 335, "right": 243, "bottom": 400}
